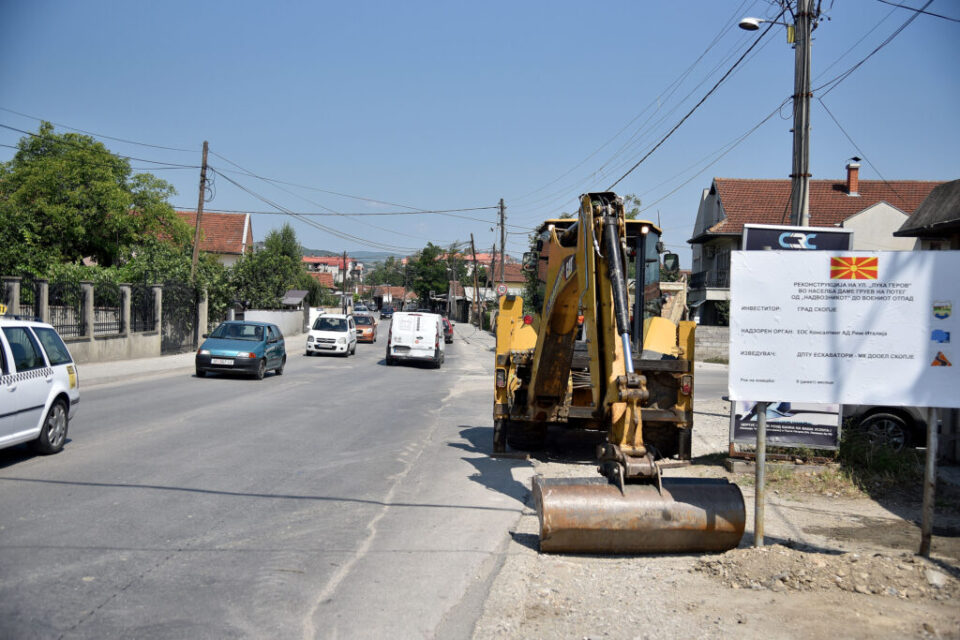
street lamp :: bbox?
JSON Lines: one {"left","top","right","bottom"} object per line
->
{"left": 740, "top": 1, "right": 817, "bottom": 228}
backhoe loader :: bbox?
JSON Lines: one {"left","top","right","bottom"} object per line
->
{"left": 493, "top": 192, "right": 745, "bottom": 553}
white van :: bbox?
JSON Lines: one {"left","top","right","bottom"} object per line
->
{"left": 385, "top": 311, "right": 444, "bottom": 368}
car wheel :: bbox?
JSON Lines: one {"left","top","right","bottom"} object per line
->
{"left": 34, "top": 398, "right": 68, "bottom": 454}
{"left": 255, "top": 359, "right": 267, "bottom": 380}
{"left": 276, "top": 356, "right": 286, "bottom": 375}
{"left": 351, "top": 342, "right": 357, "bottom": 355}
{"left": 196, "top": 368, "right": 206, "bottom": 378}
{"left": 858, "top": 412, "right": 911, "bottom": 452}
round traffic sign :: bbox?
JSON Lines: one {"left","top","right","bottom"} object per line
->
{"left": 497, "top": 284, "right": 508, "bottom": 295}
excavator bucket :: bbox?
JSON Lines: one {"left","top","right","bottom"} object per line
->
{"left": 533, "top": 476, "right": 745, "bottom": 554}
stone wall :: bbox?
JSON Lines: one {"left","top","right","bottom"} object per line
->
{"left": 694, "top": 325, "right": 728, "bottom": 362}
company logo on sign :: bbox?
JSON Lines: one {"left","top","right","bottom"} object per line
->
{"left": 779, "top": 232, "right": 817, "bottom": 249}
{"left": 933, "top": 301, "right": 952, "bottom": 319}
{"left": 830, "top": 256, "right": 878, "bottom": 280}
{"left": 932, "top": 329, "right": 951, "bottom": 344}
{"left": 932, "top": 351, "right": 952, "bottom": 367}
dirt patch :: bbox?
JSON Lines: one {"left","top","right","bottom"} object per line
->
{"left": 473, "top": 397, "right": 960, "bottom": 640}
{"left": 695, "top": 544, "right": 958, "bottom": 601}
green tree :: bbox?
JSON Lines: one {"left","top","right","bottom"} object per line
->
{"left": 407, "top": 242, "right": 455, "bottom": 304}
{"left": 263, "top": 222, "right": 302, "bottom": 261}
{"left": 230, "top": 226, "right": 308, "bottom": 309}
{"left": 623, "top": 194, "right": 642, "bottom": 220}
{"left": 0, "top": 122, "right": 189, "bottom": 273}
{"left": 366, "top": 256, "right": 405, "bottom": 286}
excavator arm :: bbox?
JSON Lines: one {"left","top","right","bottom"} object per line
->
{"left": 493, "top": 192, "right": 745, "bottom": 554}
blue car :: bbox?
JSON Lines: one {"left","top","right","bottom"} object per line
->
{"left": 195, "top": 321, "right": 286, "bottom": 380}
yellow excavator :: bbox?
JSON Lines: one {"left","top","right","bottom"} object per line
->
{"left": 493, "top": 192, "right": 745, "bottom": 553}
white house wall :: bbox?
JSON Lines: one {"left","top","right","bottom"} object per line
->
{"left": 841, "top": 202, "right": 918, "bottom": 251}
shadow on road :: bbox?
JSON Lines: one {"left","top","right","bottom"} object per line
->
{"left": 452, "top": 426, "right": 533, "bottom": 506}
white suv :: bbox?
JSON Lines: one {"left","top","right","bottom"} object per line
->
{"left": 0, "top": 314, "right": 79, "bottom": 454}
{"left": 306, "top": 314, "right": 357, "bottom": 357}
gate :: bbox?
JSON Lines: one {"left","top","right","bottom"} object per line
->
{"left": 161, "top": 281, "right": 198, "bottom": 354}
{"left": 18, "top": 274, "right": 40, "bottom": 319}
{"left": 94, "top": 281, "right": 123, "bottom": 335}
{"left": 130, "top": 284, "right": 156, "bottom": 332}
{"left": 48, "top": 280, "right": 85, "bottom": 337}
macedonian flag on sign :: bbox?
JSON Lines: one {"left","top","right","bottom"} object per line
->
{"left": 830, "top": 256, "right": 879, "bottom": 280}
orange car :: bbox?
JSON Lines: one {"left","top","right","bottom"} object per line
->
{"left": 354, "top": 314, "right": 378, "bottom": 343}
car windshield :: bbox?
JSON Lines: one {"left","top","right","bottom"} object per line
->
{"left": 211, "top": 323, "right": 264, "bottom": 341}
{"left": 355, "top": 316, "right": 373, "bottom": 326}
{"left": 314, "top": 317, "right": 347, "bottom": 332}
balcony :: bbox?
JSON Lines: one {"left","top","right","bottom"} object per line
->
{"left": 689, "top": 269, "right": 729, "bottom": 290}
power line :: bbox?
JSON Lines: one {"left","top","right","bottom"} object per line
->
{"left": 816, "top": 96, "right": 908, "bottom": 207}
{"left": 606, "top": 7, "right": 785, "bottom": 191}
{"left": 506, "top": 0, "right": 763, "bottom": 207}
{"left": 872, "top": 0, "right": 960, "bottom": 22}
{"left": 212, "top": 169, "right": 422, "bottom": 253}
{"left": 0, "top": 123, "right": 200, "bottom": 168}
{"left": 0, "top": 106, "right": 197, "bottom": 152}
{"left": 814, "top": 0, "right": 933, "bottom": 97}
{"left": 210, "top": 151, "right": 496, "bottom": 213}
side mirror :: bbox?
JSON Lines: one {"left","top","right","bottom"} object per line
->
{"left": 202, "top": 333, "right": 208, "bottom": 338}
{"left": 662, "top": 252, "right": 680, "bottom": 273}
{"left": 522, "top": 251, "right": 539, "bottom": 273}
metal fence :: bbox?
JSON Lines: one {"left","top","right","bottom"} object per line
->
{"left": 93, "top": 281, "right": 123, "bottom": 335}
{"left": 161, "top": 281, "right": 198, "bottom": 354}
{"left": 18, "top": 275, "right": 40, "bottom": 319}
{"left": 131, "top": 284, "right": 156, "bottom": 332}
{"left": 48, "top": 280, "right": 85, "bottom": 337}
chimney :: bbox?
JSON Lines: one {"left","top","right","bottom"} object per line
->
{"left": 846, "top": 161, "right": 860, "bottom": 196}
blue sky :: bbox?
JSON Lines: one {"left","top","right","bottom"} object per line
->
{"left": 2, "top": 1, "right": 957, "bottom": 265}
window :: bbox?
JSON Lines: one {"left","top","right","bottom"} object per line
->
{"left": 2, "top": 327, "right": 45, "bottom": 371}
{"left": 33, "top": 327, "right": 73, "bottom": 365}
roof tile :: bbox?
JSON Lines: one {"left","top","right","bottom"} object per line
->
{"left": 709, "top": 179, "right": 943, "bottom": 234}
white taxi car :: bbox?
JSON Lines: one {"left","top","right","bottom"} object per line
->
{"left": 0, "top": 310, "right": 79, "bottom": 454}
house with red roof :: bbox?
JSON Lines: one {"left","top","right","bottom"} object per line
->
{"left": 176, "top": 211, "right": 253, "bottom": 267}
{"left": 687, "top": 162, "right": 944, "bottom": 325}
{"left": 302, "top": 256, "right": 362, "bottom": 285}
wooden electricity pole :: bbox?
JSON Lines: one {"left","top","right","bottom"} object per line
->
{"left": 498, "top": 198, "right": 506, "bottom": 285}
{"left": 190, "top": 141, "right": 209, "bottom": 281}
{"left": 470, "top": 234, "right": 480, "bottom": 327}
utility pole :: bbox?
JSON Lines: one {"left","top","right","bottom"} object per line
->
{"left": 190, "top": 141, "right": 209, "bottom": 281}
{"left": 341, "top": 251, "right": 348, "bottom": 313}
{"left": 498, "top": 199, "right": 506, "bottom": 285}
{"left": 791, "top": 0, "right": 813, "bottom": 227}
{"left": 470, "top": 234, "right": 481, "bottom": 328}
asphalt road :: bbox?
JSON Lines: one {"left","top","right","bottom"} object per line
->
{"left": 0, "top": 322, "right": 534, "bottom": 639}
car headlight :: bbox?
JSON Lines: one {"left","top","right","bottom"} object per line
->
{"left": 307, "top": 336, "right": 314, "bottom": 342}
{"left": 198, "top": 348, "right": 210, "bottom": 355}
{"left": 337, "top": 337, "right": 346, "bottom": 344}
{"left": 237, "top": 352, "right": 255, "bottom": 358}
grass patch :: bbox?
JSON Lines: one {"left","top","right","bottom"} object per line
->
{"left": 733, "top": 431, "right": 925, "bottom": 500}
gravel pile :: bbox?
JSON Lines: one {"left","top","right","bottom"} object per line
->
{"left": 694, "top": 544, "right": 958, "bottom": 601}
